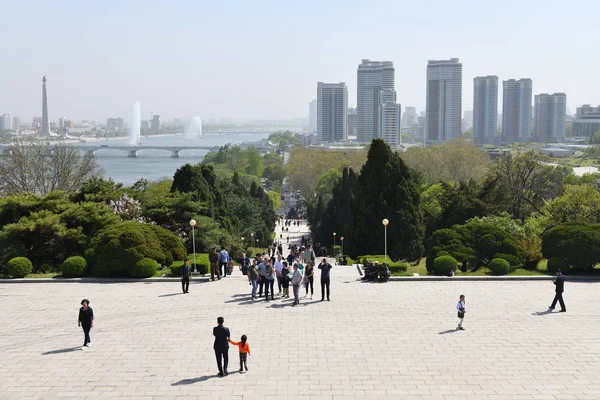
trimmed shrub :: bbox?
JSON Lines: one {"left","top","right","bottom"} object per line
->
{"left": 542, "top": 222, "right": 600, "bottom": 271}
{"left": 388, "top": 263, "right": 408, "bottom": 274}
{"left": 6, "top": 257, "right": 33, "bottom": 278}
{"left": 129, "top": 258, "right": 159, "bottom": 278}
{"left": 433, "top": 255, "right": 458, "bottom": 275}
{"left": 488, "top": 258, "right": 511, "bottom": 275}
{"left": 197, "top": 263, "right": 209, "bottom": 274}
{"left": 436, "top": 251, "right": 450, "bottom": 257}
{"left": 332, "top": 245, "right": 341, "bottom": 256}
{"left": 85, "top": 221, "right": 186, "bottom": 276}
{"left": 61, "top": 256, "right": 87, "bottom": 277}
{"left": 547, "top": 257, "right": 569, "bottom": 273}
{"left": 518, "top": 236, "right": 543, "bottom": 269}
{"left": 493, "top": 253, "right": 522, "bottom": 268}
{"left": 169, "top": 265, "right": 183, "bottom": 276}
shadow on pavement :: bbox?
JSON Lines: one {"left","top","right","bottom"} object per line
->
{"left": 42, "top": 347, "right": 81, "bottom": 355}
{"left": 532, "top": 309, "right": 556, "bottom": 316}
{"left": 172, "top": 375, "right": 217, "bottom": 385}
{"left": 438, "top": 329, "right": 458, "bottom": 335}
{"left": 158, "top": 293, "right": 183, "bottom": 297}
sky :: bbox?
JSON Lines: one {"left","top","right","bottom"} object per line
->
{"left": 1, "top": 0, "right": 599, "bottom": 123}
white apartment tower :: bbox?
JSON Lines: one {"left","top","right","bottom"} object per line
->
{"left": 308, "top": 99, "right": 317, "bottom": 133}
{"left": 535, "top": 93, "right": 566, "bottom": 143}
{"left": 473, "top": 76, "right": 499, "bottom": 144}
{"left": 425, "top": 58, "right": 463, "bottom": 144}
{"left": 357, "top": 59, "right": 395, "bottom": 142}
{"left": 317, "top": 82, "right": 348, "bottom": 143}
{"left": 379, "top": 89, "right": 401, "bottom": 147}
{"left": 502, "top": 79, "right": 533, "bottom": 143}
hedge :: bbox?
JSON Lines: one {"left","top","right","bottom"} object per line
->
{"left": 488, "top": 258, "right": 511, "bottom": 275}
{"left": 542, "top": 222, "right": 600, "bottom": 271}
{"left": 547, "top": 257, "right": 570, "bottom": 273}
{"left": 493, "top": 253, "right": 522, "bottom": 268}
{"left": 433, "top": 255, "right": 457, "bottom": 275}
{"left": 388, "top": 263, "right": 408, "bottom": 274}
{"left": 129, "top": 258, "right": 159, "bottom": 278}
{"left": 6, "top": 257, "right": 33, "bottom": 278}
{"left": 170, "top": 254, "right": 210, "bottom": 276}
{"left": 61, "top": 256, "right": 87, "bottom": 277}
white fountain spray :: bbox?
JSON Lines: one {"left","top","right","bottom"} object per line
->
{"left": 185, "top": 116, "right": 203, "bottom": 139}
{"left": 129, "top": 101, "right": 141, "bottom": 146}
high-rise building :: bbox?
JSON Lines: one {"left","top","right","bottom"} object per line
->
{"left": 573, "top": 105, "right": 600, "bottom": 138}
{"left": 0, "top": 114, "right": 11, "bottom": 132}
{"left": 41, "top": 76, "right": 50, "bottom": 135}
{"left": 534, "top": 93, "right": 566, "bottom": 143}
{"left": 357, "top": 59, "right": 395, "bottom": 142}
{"left": 151, "top": 115, "right": 161, "bottom": 131}
{"left": 379, "top": 89, "right": 401, "bottom": 147}
{"left": 107, "top": 117, "right": 125, "bottom": 130}
{"left": 402, "top": 106, "right": 417, "bottom": 129}
{"left": 317, "top": 82, "right": 348, "bottom": 143}
{"left": 425, "top": 58, "right": 462, "bottom": 144}
{"left": 502, "top": 79, "right": 532, "bottom": 143}
{"left": 347, "top": 107, "right": 357, "bottom": 138}
{"left": 462, "top": 110, "right": 473, "bottom": 132}
{"left": 473, "top": 76, "right": 499, "bottom": 145}
{"left": 308, "top": 100, "right": 317, "bottom": 133}
{"left": 12, "top": 116, "right": 20, "bottom": 130}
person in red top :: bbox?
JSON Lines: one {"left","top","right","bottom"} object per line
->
{"left": 229, "top": 335, "right": 251, "bottom": 372}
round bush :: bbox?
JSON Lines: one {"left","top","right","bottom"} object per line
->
{"left": 128, "top": 258, "right": 159, "bottom": 278}
{"left": 436, "top": 251, "right": 450, "bottom": 258}
{"left": 433, "top": 255, "right": 458, "bottom": 275}
{"left": 488, "top": 258, "right": 511, "bottom": 275}
{"left": 493, "top": 253, "right": 522, "bottom": 268}
{"left": 197, "top": 263, "right": 209, "bottom": 275}
{"left": 547, "top": 257, "right": 569, "bottom": 273}
{"left": 7, "top": 257, "right": 33, "bottom": 278}
{"left": 61, "top": 256, "right": 87, "bottom": 277}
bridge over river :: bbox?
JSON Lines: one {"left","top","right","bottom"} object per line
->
{"left": 78, "top": 145, "right": 220, "bottom": 158}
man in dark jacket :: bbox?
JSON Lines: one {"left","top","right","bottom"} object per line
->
{"left": 78, "top": 299, "right": 94, "bottom": 348}
{"left": 181, "top": 258, "right": 191, "bottom": 293}
{"left": 209, "top": 248, "right": 221, "bottom": 281}
{"left": 549, "top": 269, "right": 566, "bottom": 312}
{"left": 213, "top": 316, "right": 230, "bottom": 376}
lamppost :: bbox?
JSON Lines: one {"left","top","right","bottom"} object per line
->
{"left": 382, "top": 218, "right": 389, "bottom": 262}
{"left": 241, "top": 237, "right": 244, "bottom": 247}
{"left": 340, "top": 237, "right": 344, "bottom": 255}
{"left": 333, "top": 232, "right": 337, "bottom": 249}
{"left": 189, "top": 219, "right": 197, "bottom": 272}
{"left": 256, "top": 238, "right": 259, "bottom": 248}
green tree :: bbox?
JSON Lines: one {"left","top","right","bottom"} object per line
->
{"left": 245, "top": 147, "right": 264, "bottom": 177}
{"left": 542, "top": 184, "right": 600, "bottom": 226}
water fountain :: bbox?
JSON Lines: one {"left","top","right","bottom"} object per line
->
{"left": 129, "top": 101, "right": 141, "bottom": 146}
{"left": 185, "top": 116, "right": 202, "bottom": 138}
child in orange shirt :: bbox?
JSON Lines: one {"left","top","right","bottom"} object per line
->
{"left": 229, "top": 335, "right": 251, "bottom": 372}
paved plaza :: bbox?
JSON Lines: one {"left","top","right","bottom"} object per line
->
{"left": 1, "top": 274, "right": 600, "bottom": 400}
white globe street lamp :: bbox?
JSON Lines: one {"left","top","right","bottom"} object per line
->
{"left": 382, "top": 219, "right": 389, "bottom": 262}
{"left": 333, "top": 232, "right": 337, "bottom": 250}
{"left": 189, "top": 219, "right": 197, "bottom": 272}
{"left": 340, "top": 236, "right": 344, "bottom": 256}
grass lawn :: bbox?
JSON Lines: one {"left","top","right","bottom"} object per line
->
{"left": 387, "top": 258, "right": 554, "bottom": 277}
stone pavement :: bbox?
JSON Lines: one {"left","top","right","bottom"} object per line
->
{"left": 1, "top": 276, "right": 600, "bottom": 400}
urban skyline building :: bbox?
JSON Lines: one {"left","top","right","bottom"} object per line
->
{"left": 473, "top": 75, "right": 499, "bottom": 144}
{"left": 502, "top": 78, "right": 533, "bottom": 143}
{"left": 379, "top": 89, "right": 401, "bottom": 147}
{"left": 573, "top": 104, "right": 600, "bottom": 138}
{"left": 357, "top": 59, "right": 395, "bottom": 142}
{"left": 347, "top": 107, "right": 357, "bottom": 138}
{"left": 309, "top": 99, "right": 317, "bottom": 133}
{"left": 151, "top": 115, "right": 161, "bottom": 131}
{"left": 0, "top": 114, "right": 11, "bottom": 132}
{"left": 402, "top": 106, "right": 417, "bottom": 130}
{"left": 41, "top": 76, "right": 50, "bottom": 135}
{"left": 12, "top": 116, "right": 20, "bottom": 130}
{"left": 425, "top": 58, "right": 462, "bottom": 144}
{"left": 534, "top": 93, "right": 566, "bottom": 143}
{"left": 317, "top": 82, "right": 348, "bottom": 143}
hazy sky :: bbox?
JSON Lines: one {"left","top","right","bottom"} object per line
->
{"left": 1, "top": 0, "right": 598, "bottom": 123}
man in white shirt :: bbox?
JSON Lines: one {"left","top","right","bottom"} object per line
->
{"left": 291, "top": 263, "right": 303, "bottom": 306}
{"left": 274, "top": 255, "right": 284, "bottom": 295}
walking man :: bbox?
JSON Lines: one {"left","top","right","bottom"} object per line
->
{"left": 263, "top": 259, "right": 275, "bottom": 301}
{"left": 274, "top": 255, "right": 284, "bottom": 295}
{"left": 291, "top": 263, "right": 303, "bottom": 306}
{"left": 257, "top": 256, "right": 266, "bottom": 297}
{"left": 318, "top": 258, "right": 332, "bottom": 301}
{"left": 549, "top": 269, "right": 566, "bottom": 312}
{"left": 78, "top": 299, "right": 94, "bottom": 348}
{"left": 209, "top": 247, "right": 221, "bottom": 281}
{"left": 181, "top": 258, "right": 191, "bottom": 294}
{"left": 213, "top": 316, "right": 230, "bottom": 376}
{"left": 248, "top": 259, "right": 259, "bottom": 299}
{"left": 219, "top": 246, "right": 229, "bottom": 277}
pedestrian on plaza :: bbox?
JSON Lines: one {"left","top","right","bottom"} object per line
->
{"left": 229, "top": 335, "right": 251, "bottom": 372}
{"left": 456, "top": 295, "right": 466, "bottom": 331}
{"left": 213, "top": 316, "right": 230, "bottom": 377}
{"left": 218, "top": 246, "right": 229, "bottom": 278}
{"left": 181, "top": 258, "right": 191, "bottom": 294}
{"left": 240, "top": 252, "right": 250, "bottom": 276}
{"left": 318, "top": 258, "right": 332, "bottom": 301}
{"left": 274, "top": 255, "right": 284, "bottom": 295}
{"left": 209, "top": 247, "right": 222, "bottom": 281}
{"left": 291, "top": 263, "right": 303, "bottom": 306}
{"left": 257, "top": 257, "right": 266, "bottom": 297}
{"left": 304, "top": 261, "right": 314, "bottom": 299}
{"left": 263, "top": 259, "right": 275, "bottom": 301}
{"left": 281, "top": 261, "right": 290, "bottom": 298}
{"left": 286, "top": 251, "right": 295, "bottom": 267}
{"left": 286, "top": 235, "right": 289, "bottom": 243}
{"left": 248, "top": 259, "right": 259, "bottom": 299}
{"left": 78, "top": 299, "right": 94, "bottom": 348}
{"left": 549, "top": 269, "right": 566, "bottom": 312}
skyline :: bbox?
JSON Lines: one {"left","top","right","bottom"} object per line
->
{"left": 1, "top": 0, "right": 599, "bottom": 122}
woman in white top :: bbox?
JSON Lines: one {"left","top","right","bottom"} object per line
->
{"left": 456, "top": 295, "right": 466, "bottom": 331}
